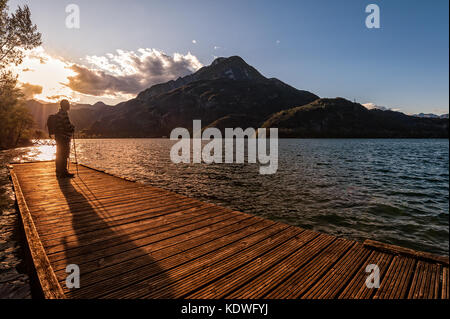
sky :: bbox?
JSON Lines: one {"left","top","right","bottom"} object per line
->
{"left": 8, "top": 0, "right": 449, "bottom": 114}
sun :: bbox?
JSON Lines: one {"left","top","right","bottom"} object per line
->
{"left": 15, "top": 47, "right": 78, "bottom": 102}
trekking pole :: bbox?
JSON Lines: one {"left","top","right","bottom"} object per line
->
{"left": 73, "top": 132, "right": 79, "bottom": 176}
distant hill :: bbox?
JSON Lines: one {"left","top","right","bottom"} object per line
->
{"left": 413, "top": 113, "right": 449, "bottom": 119}
{"left": 25, "top": 100, "right": 112, "bottom": 134}
{"left": 262, "top": 98, "right": 449, "bottom": 138}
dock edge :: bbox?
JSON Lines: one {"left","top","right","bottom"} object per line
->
{"left": 9, "top": 167, "right": 66, "bottom": 299}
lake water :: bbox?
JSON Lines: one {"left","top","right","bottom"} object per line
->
{"left": 5, "top": 138, "right": 449, "bottom": 255}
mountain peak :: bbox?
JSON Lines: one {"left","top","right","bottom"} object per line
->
{"left": 93, "top": 101, "right": 110, "bottom": 108}
{"left": 195, "top": 55, "right": 265, "bottom": 81}
{"left": 211, "top": 55, "right": 246, "bottom": 66}
{"left": 211, "top": 57, "right": 227, "bottom": 65}
{"left": 137, "top": 55, "right": 266, "bottom": 100}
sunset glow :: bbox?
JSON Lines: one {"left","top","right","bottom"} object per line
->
{"left": 15, "top": 47, "right": 77, "bottom": 102}
{"left": 14, "top": 46, "right": 203, "bottom": 105}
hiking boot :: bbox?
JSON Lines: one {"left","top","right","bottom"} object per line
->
{"left": 57, "top": 172, "right": 75, "bottom": 178}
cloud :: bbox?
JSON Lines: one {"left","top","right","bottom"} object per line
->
{"left": 25, "top": 50, "right": 48, "bottom": 64}
{"left": 362, "top": 102, "right": 383, "bottom": 110}
{"left": 362, "top": 103, "right": 401, "bottom": 112}
{"left": 432, "top": 108, "right": 449, "bottom": 115}
{"left": 15, "top": 47, "right": 203, "bottom": 104}
{"left": 46, "top": 94, "right": 72, "bottom": 101}
{"left": 21, "top": 82, "right": 43, "bottom": 99}
{"left": 65, "top": 48, "right": 203, "bottom": 96}
{"left": 276, "top": 40, "right": 280, "bottom": 44}
{"left": 65, "top": 64, "right": 139, "bottom": 96}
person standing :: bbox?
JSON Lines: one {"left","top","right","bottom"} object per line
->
{"left": 55, "top": 99, "right": 75, "bottom": 178}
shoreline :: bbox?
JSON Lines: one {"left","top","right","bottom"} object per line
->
{"left": 0, "top": 150, "right": 32, "bottom": 298}
{"left": 26, "top": 136, "right": 450, "bottom": 140}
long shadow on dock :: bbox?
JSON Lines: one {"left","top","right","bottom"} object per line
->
{"left": 56, "top": 175, "right": 174, "bottom": 298}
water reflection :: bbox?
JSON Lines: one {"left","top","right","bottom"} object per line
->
{"left": 13, "top": 140, "right": 56, "bottom": 162}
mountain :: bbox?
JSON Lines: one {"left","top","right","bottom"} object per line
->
{"left": 413, "top": 113, "right": 449, "bottom": 119}
{"left": 25, "top": 56, "right": 448, "bottom": 139}
{"left": 25, "top": 100, "right": 113, "bottom": 134}
{"left": 262, "top": 98, "right": 449, "bottom": 138}
{"left": 85, "top": 56, "right": 319, "bottom": 137}
{"left": 136, "top": 56, "right": 266, "bottom": 100}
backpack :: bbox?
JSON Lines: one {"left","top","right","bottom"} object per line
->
{"left": 47, "top": 113, "right": 58, "bottom": 137}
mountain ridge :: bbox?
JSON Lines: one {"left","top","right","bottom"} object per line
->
{"left": 25, "top": 56, "right": 449, "bottom": 138}
{"left": 262, "top": 98, "right": 449, "bottom": 138}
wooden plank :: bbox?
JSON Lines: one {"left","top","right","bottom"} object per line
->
{"left": 137, "top": 226, "right": 302, "bottom": 299}
{"left": 37, "top": 200, "right": 214, "bottom": 242}
{"left": 41, "top": 205, "right": 228, "bottom": 251}
{"left": 63, "top": 219, "right": 275, "bottom": 296}
{"left": 442, "top": 267, "right": 449, "bottom": 299}
{"left": 188, "top": 230, "right": 321, "bottom": 299}
{"left": 408, "top": 261, "right": 426, "bottom": 299}
{"left": 34, "top": 198, "right": 204, "bottom": 234}
{"left": 389, "top": 257, "right": 416, "bottom": 299}
{"left": 10, "top": 161, "right": 450, "bottom": 300}
{"left": 28, "top": 189, "right": 173, "bottom": 218}
{"left": 47, "top": 207, "right": 235, "bottom": 263}
{"left": 364, "top": 239, "right": 449, "bottom": 266}
{"left": 430, "top": 263, "right": 441, "bottom": 299}
{"left": 373, "top": 256, "right": 416, "bottom": 299}
{"left": 265, "top": 238, "right": 353, "bottom": 299}
{"left": 224, "top": 233, "right": 333, "bottom": 299}
{"left": 68, "top": 221, "right": 287, "bottom": 298}
{"left": 36, "top": 200, "right": 206, "bottom": 239}
{"left": 338, "top": 250, "right": 393, "bottom": 299}
{"left": 54, "top": 215, "right": 258, "bottom": 286}
{"left": 9, "top": 169, "right": 65, "bottom": 299}
{"left": 301, "top": 243, "right": 371, "bottom": 299}
{"left": 407, "top": 261, "right": 443, "bottom": 299}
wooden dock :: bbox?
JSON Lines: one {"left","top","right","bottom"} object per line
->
{"left": 8, "top": 161, "right": 449, "bottom": 299}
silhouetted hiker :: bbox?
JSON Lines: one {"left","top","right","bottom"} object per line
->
{"left": 54, "top": 99, "right": 75, "bottom": 178}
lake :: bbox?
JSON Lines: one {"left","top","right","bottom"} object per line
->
{"left": 4, "top": 138, "right": 449, "bottom": 255}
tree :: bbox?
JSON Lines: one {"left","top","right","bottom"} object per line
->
{"left": 0, "top": 0, "right": 41, "bottom": 149}
{"left": 1, "top": 0, "right": 41, "bottom": 68}
{"left": 0, "top": 70, "right": 34, "bottom": 149}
